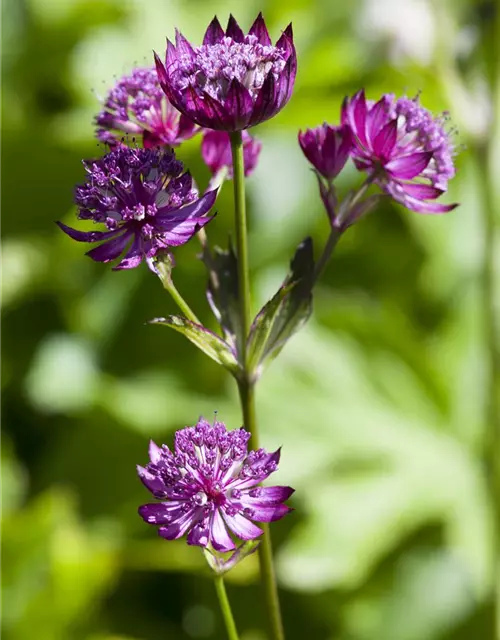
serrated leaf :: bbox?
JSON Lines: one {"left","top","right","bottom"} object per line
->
{"left": 247, "top": 238, "right": 315, "bottom": 379}
{"left": 149, "top": 315, "right": 241, "bottom": 376}
{"left": 204, "top": 243, "right": 243, "bottom": 356}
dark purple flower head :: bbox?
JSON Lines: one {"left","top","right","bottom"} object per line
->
{"left": 57, "top": 146, "right": 216, "bottom": 270}
{"left": 201, "top": 130, "right": 262, "bottom": 178}
{"left": 298, "top": 124, "right": 353, "bottom": 181}
{"left": 154, "top": 13, "right": 296, "bottom": 131}
{"left": 95, "top": 66, "right": 199, "bottom": 148}
{"left": 137, "top": 418, "right": 294, "bottom": 551}
{"left": 342, "top": 91, "right": 457, "bottom": 213}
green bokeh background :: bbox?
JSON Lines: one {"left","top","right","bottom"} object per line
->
{"left": 2, "top": 0, "right": 500, "bottom": 638}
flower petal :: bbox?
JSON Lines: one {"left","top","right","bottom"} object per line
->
{"left": 56, "top": 221, "right": 121, "bottom": 243}
{"left": 225, "top": 14, "right": 245, "bottom": 42}
{"left": 156, "top": 215, "right": 214, "bottom": 247}
{"left": 137, "top": 465, "right": 168, "bottom": 497}
{"left": 203, "top": 16, "right": 225, "bottom": 45}
{"left": 275, "top": 53, "right": 296, "bottom": 109}
{"left": 367, "top": 97, "right": 391, "bottom": 145}
{"left": 175, "top": 30, "right": 195, "bottom": 60}
{"left": 211, "top": 509, "right": 236, "bottom": 551}
{"left": 248, "top": 503, "right": 293, "bottom": 523}
{"left": 251, "top": 71, "right": 277, "bottom": 126}
{"left": 393, "top": 194, "right": 458, "bottom": 214}
{"left": 138, "top": 502, "right": 184, "bottom": 525}
{"left": 222, "top": 509, "right": 263, "bottom": 540}
{"left": 398, "top": 183, "right": 445, "bottom": 200}
{"left": 112, "top": 233, "right": 144, "bottom": 270}
{"left": 249, "top": 12, "right": 272, "bottom": 46}
{"left": 157, "top": 188, "right": 218, "bottom": 220}
{"left": 181, "top": 87, "right": 231, "bottom": 129}
{"left": 241, "top": 486, "right": 295, "bottom": 505}
{"left": 187, "top": 521, "right": 210, "bottom": 547}
{"left": 224, "top": 79, "right": 254, "bottom": 129}
{"left": 373, "top": 119, "right": 398, "bottom": 160}
{"left": 85, "top": 230, "right": 133, "bottom": 263}
{"left": 158, "top": 508, "right": 199, "bottom": 540}
{"left": 275, "top": 23, "right": 294, "bottom": 58}
{"left": 154, "top": 50, "right": 168, "bottom": 85}
{"left": 149, "top": 440, "right": 163, "bottom": 464}
{"left": 385, "top": 151, "right": 432, "bottom": 179}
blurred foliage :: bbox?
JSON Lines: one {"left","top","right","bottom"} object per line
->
{"left": 2, "top": 0, "right": 500, "bottom": 639}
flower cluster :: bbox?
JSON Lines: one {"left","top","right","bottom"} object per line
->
{"left": 342, "top": 91, "right": 456, "bottom": 213}
{"left": 300, "top": 91, "right": 457, "bottom": 219}
{"left": 137, "top": 418, "right": 293, "bottom": 550}
{"left": 95, "top": 66, "right": 199, "bottom": 148}
{"left": 155, "top": 14, "right": 296, "bottom": 131}
{"left": 57, "top": 146, "right": 216, "bottom": 269}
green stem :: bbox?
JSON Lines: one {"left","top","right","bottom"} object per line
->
{"left": 481, "top": 4, "right": 500, "bottom": 637}
{"left": 214, "top": 574, "right": 240, "bottom": 640}
{"left": 313, "top": 174, "right": 377, "bottom": 283}
{"left": 238, "top": 381, "right": 284, "bottom": 640}
{"left": 162, "top": 277, "right": 201, "bottom": 325}
{"left": 230, "top": 131, "right": 252, "bottom": 364}
{"left": 230, "top": 131, "right": 285, "bottom": 640}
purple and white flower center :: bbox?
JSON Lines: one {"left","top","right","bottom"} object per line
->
{"left": 367, "top": 96, "right": 455, "bottom": 189}
{"left": 176, "top": 35, "right": 286, "bottom": 101}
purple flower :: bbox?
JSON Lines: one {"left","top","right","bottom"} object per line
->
{"left": 342, "top": 91, "right": 457, "bottom": 213}
{"left": 201, "top": 130, "right": 262, "bottom": 178}
{"left": 154, "top": 13, "right": 297, "bottom": 131}
{"left": 298, "top": 124, "right": 353, "bottom": 181}
{"left": 57, "top": 147, "right": 216, "bottom": 270}
{"left": 95, "top": 67, "right": 199, "bottom": 148}
{"left": 137, "top": 418, "right": 294, "bottom": 551}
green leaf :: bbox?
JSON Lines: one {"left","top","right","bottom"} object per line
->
{"left": 247, "top": 238, "right": 315, "bottom": 379}
{"left": 247, "top": 282, "right": 294, "bottom": 375}
{"left": 149, "top": 315, "right": 241, "bottom": 377}
{"left": 204, "top": 243, "right": 243, "bottom": 356}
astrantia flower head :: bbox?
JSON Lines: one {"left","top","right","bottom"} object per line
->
{"left": 95, "top": 66, "right": 198, "bottom": 148}
{"left": 155, "top": 13, "right": 296, "bottom": 131}
{"left": 57, "top": 147, "right": 216, "bottom": 270}
{"left": 342, "top": 90, "right": 457, "bottom": 213}
{"left": 137, "top": 418, "right": 294, "bottom": 551}
{"left": 298, "top": 124, "right": 353, "bottom": 181}
{"left": 202, "top": 130, "right": 262, "bottom": 178}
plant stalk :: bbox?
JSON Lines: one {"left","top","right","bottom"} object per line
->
{"left": 214, "top": 574, "right": 240, "bottom": 640}
{"left": 230, "top": 130, "right": 285, "bottom": 640}
{"left": 162, "top": 277, "right": 201, "bottom": 325}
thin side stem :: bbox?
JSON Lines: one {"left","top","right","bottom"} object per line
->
{"left": 313, "top": 174, "right": 376, "bottom": 283}
{"left": 230, "top": 131, "right": 285, "bottom": 640}
{"left": 162, "top": 278, "right": 201, "bottom": 325}
{"left": 214, "top": 574, "right": 240, "bottom": 640}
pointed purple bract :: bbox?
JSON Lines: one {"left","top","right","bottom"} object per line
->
{"left": 57, "top": 147, "right": 216, "bottom": 269}
{"left": 341, "top": 91, "right": 457, "bottom": 213}
{"left": 94, "top": 66, "right": 199, "bottom": 147}
{"left": 137, "top": 418, "right": 294, "bottom": 550}
{"left": 154, "top": 14, "right": 297, "bottom": 131}
{"left": 298, "top": 124, "right": 353, "bottom": 181}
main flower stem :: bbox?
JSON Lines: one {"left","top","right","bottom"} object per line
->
{"left": 214, "top": 574, "right": 240, "bottom": 640}
{"left": 230, "top": 130, "right": 285, "bottom": 640}
{"left": 230, "top": 132, "right": 252, "bottom": 355}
